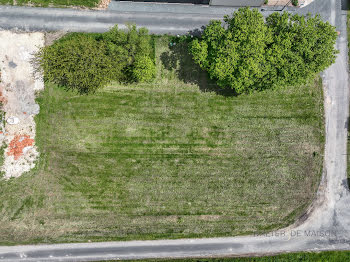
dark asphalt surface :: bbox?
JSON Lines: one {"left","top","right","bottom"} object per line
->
{"left": 0, "top": 0, "right": 349, "bottom": 261}
{"left": 0, "top": 2, "right": 301, "bottom": 34}
{"left": 0, "top": 5, "right": 224, "bottom": 34}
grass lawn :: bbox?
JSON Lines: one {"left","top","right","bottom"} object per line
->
{"left": 126, "top": 250, "right": 350, "bottom": 262}
{"left": 0, "top": 0, "right": 99, "bottom": 8}
{"left": 0, "top": 36, "right": 324, "bottom": 245}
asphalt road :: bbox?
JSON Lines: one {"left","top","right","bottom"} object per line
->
{"left": 0, "top": 0, "right": 349, "bottom": 261}
{"left": 0, "top": 2, "right": 299, "bottom": 35}
{"left": 0, "top": 5, "right": 227, "bottom": 34}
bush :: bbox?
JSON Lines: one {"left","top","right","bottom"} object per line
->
{"left": 35, "top": 34, "right": 113, "bottom": 94}
{"left": 35, "top": 25, "right": 155, "bottom": 94}
{"left": 189, "top": 8, "right": 338, "bottom": 94}
{"left": 132, "top": 55, "right": 156, "bottom": 82}
{"left": 292, "top": 0, "right": 298, "bottom": 6}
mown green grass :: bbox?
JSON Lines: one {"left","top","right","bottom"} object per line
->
{"left": 125, "top": 250, "right": 350, "bottom": 262}
{"left": 0, "top": 37, "right": 324, "bottom": 245}
{"left": 0, "top": 0, "right": 99, "bottom": 8}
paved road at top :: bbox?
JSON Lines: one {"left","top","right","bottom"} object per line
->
{"left": 0, "top": 4, "right": 232, "bottom": 34}
{"left": 0, "top": 0, "right": 349, "bottom": 261}
{"left": 0, "top": 2, "right": 299, "bottom": 34}
{"left": 0, "top": 0, "right": 327, "bottom": 35}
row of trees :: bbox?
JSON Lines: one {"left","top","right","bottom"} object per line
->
{"left": 35, "top": 8, "right": 337, "bottom": 95}
{"left": 35, "top": 25, "right": 156, "bottom": 94}
{"left": 189, "top": 8, "right": 338, "bottom": 94}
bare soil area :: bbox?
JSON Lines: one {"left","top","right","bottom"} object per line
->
{"left": 97, "top": 0, "right": 111, "bottom": 9}
{"left": 0, "top": 31, "right": 44, "bottom": 178}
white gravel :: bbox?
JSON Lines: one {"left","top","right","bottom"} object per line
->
{"left": 0, "top": 30, "right": 44, "bottom": 179}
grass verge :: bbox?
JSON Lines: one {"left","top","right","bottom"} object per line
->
{"left": 0, "top": 36, "right": 324, "bottom": 245}
{"left": 124, "top": 250, "right": 350, "bottom": 262}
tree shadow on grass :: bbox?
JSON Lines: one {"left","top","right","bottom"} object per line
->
{"left": 159, "top": 38, "right": 235, "bottom": 97}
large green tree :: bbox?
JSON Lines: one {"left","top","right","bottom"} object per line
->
{"left": 190, "top": 8, "right": 271, "bottom": 94}
{"left": 264, "top": 12, "right": 338, "bottom": 88}
{"left": 189, "top": 8, "right": 338, "bottom": 94}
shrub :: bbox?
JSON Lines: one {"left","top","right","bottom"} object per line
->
{"left": 35, "top": 34, "right": 113, "bottom": 94}
{"left": 292, "top": 0, "right": 298, "bottom": 6}
{"left": 100, "top": 25, "right": 154, "bottom": 82}
{"left": 189, "top": 8, "right": 338, "bottom": 94}
{"left": 35, "top": 25, "right": 155, "bottom": 94}
{"left": 132, "top": 55, "right": 156, "bottom": 82}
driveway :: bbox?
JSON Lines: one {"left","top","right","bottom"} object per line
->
{"left": 0, "top": 0, "right": 349, "bottom": 261}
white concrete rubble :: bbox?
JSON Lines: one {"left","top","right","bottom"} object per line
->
{"left": 0, "top": 31, "right": 44, "bottom": 179}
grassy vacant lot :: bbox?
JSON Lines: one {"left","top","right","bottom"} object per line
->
{"left": 0, "top": 0, "right": 99, "bottom": 8}
{"left": 0, "top": 37, "right": 324, "bottom": 244}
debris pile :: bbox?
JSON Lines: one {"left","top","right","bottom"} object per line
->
{"left": 0, "top": 30, "right": 44, "bottom": 178}
{"left": 8, "top": 134, "right": 34, "bottom": 160}
{"left": 0, "top": 90, "right": 7, "bottom": 104}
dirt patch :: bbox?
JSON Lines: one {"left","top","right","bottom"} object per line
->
{"left": 0, "top": 90, "right": 8, "bottom": 105}
{"left": 0, "top": 30, "right": 44, "bottom": 178}
{"left": 45, "top": 31, "right": 67, "bottom": 46}
{"left": 8, "top": 134, "right": 34, "bottom": 160}
{"left": 198, "top": 215, "right": 222, "bottom": 221}
{"left": 97, "top": 0, "right": 111, "bottom": 9}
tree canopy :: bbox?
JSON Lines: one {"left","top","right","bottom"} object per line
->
{"left": 189, "top": 8, "right": 338, "bottom": 94}
{"left": 35, "top": 34, "right": 113, "bottom": 94}
{"left": 35, "top": 25, "right": 156, "bottom": 94}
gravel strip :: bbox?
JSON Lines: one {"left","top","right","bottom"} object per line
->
{"left": 0, "top": 30, "right": 44, "bottom": 178}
